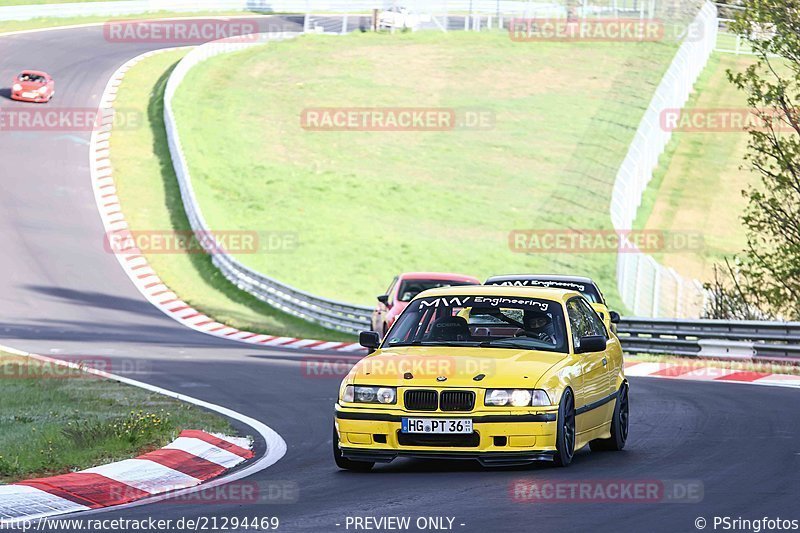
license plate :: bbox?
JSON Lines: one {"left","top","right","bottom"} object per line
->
{"left": 401, "top": 418, "right": 473, "bottom": 434}
{"left": 22, "top": 92, "right": 37, "bottom": 98}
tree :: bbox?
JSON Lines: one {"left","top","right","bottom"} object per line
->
{"left": 719, "top": 0, "right": 800, "bottom": 319}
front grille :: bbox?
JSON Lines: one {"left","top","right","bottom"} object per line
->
{"left": 397, "top": 431, "right": 480, "bottom": 447}
{"left": 404, "top": 389, "right": 437, "bottom": 411}
{"left": 440, "top": 390, "right": 475, "bottom": 411}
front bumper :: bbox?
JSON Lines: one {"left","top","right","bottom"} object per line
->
{"left": 335, "top": 404, "right": 558, "bottom": 466}
{"left": 11, "top": 91, "right": 49, "bottom": 103}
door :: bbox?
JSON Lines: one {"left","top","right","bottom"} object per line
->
{"left": 574, "top": 297, "right": 615, "bottom": 427}
{"left": 567, "top": 298, "right": 611, "bottom": 433}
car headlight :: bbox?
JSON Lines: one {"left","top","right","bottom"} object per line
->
{"left": 342, "top": 385, "right": 396, "bottom": 404}
{"left": 12, "top": 84, "right": 22, "bottom": 92}
{"left": 37, "top": 86, "right": 48, "bottom": 94}
{"left": 485, "top": 389, "right": 551, "bottom": 407}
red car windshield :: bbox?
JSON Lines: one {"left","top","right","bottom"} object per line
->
{"left": 396, "top": 279, "right": 475, "bottom": 302}
{"left": 19, "top": 73, "right": 46, "bottom": 83}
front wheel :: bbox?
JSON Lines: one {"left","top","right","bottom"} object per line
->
{"left": 332, "top": 425, "right": 374, "bottom": 471}
{"left": 553, "top": 388, "right": 576, "bottom": 467}
{"left": 590, "top": 383, "right": 629, "bottom": 452}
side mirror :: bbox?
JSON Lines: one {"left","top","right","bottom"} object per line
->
{"left": 376, "top": 294, "right": 389, "bottom": 305}
{"left": 609, "top": 311, "right": 621, "bottom": 324}
{"left": 359, "top": 331, "right": 381, "bottom": 353}
{"left": 577, "top": 335, "right": 607, "bottom": 354}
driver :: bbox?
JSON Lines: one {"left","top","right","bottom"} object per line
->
{"left": 515, "top": 311, "right": 556, "bottom": 344}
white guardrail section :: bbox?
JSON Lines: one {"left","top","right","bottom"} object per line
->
{"left": 611, "top": 1, "right": 717, "bottom": 319}
{"left": 163, "top": 32, "right": 375, "bottom": 333}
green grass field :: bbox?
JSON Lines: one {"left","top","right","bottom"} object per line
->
{"left": 634, "top": 53, "right": 757, "bottom": 282}
{"left": 172, "top": 31, "right": 679, "bottom": 311}
{"left": 0, "top": 352, "right": 233, "bottom": 483}
{"left": 109, "top": 49, "right": 352, "bottom": 341}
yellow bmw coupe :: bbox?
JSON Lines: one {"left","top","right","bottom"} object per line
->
{"left": 333, "top": 285, "right": 628, "bottom": 470}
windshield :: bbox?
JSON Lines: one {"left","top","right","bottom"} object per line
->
{"left": 19, "top": 73, "right": 46, "bottom": 83}
{"left": 385, "top": 294, "right": 568, "bottom": 353}
{"left": 486, "top": 279, "right": 603, "bottom": 304}
{"left": 397, "top": 279, "right": 475, "bottom": 302}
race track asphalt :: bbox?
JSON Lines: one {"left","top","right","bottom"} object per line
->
{"left": 0, "top": 21, "right": 797, "bottom": 533}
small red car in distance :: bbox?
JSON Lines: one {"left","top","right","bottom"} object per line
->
{"left": 11, "top": 70, "right": 55, "bottom": 103}
{"left": 371, "top": 272, "right": 480, "bottom": 335}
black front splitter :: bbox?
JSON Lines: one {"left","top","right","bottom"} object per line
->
{"left": 340, "top": 447, "right": 555, "bottom": 467}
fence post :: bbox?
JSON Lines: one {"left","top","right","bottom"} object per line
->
{"left": 341, "top": 14, "right": 348, "bottom": 35}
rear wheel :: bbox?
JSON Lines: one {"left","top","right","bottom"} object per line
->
{"left": 590, "top": 383, "right": 629, "bottom": 452}
{"left": 332, "top": 425, "right": 374, "bottom": 471}
{"left": 553, "top": 388, "right": 576, "bottom": 467}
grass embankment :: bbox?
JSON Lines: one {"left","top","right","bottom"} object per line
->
{"left": 172, "top": 31, "right": 679, "bottom": 311}
{"left": 634, "top": 54, "right": 757, "bottom": 282}
{"left": 0, "top": 352, "right": 234, "bottom": 484}
{"left": 109, "top": 49, "right": 352, "bottom": 340}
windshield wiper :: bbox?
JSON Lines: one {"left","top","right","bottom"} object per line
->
{"left": 479, "top": 338, "right": 548, "bottom": 349}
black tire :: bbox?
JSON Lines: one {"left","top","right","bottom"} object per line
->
{"left": 332, "top": 425, "right": 374, "bottom": 471}
{"left": 589, "top": 383, "right": 629, "bottom": 452}
{"left": 553, "top": 388, "right": 576, "bottom": 467}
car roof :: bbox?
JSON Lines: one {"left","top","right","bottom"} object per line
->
{"left": 485, "top": 273, "right": 597, "bottom": 284}
{"left": 398, "top": 272, "right": 480, "bottom": 282}
{"left": 17, "top": 70, "right": 50, "bottom": 77}
{"left": 413, "top": 284, "right": 581, "bottom": 303}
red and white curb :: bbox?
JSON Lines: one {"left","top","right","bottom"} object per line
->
{"left": 624, "top": 360, "right": 800, "bottom": 388}
{"left": 0, "top": 431, "right": 252, "bottom": 523}
{"left": 89, "top": 49, "right": 363, "bottom": 354}
{"left": 0, "top": 344, "right": 286, "bottom": 526}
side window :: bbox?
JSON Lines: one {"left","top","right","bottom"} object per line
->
{"left": 576, "top": 298, "right": 608, "bottom": 339}
{"left": 566, "top": 300, "right": 589, "bottom": 350}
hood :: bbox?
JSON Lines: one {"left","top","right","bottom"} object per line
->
{"left": 349, "top": 346, "right": 565, "bottom": 388}
{"left": 16, "top": 79, "right": 46, "bottom": 91}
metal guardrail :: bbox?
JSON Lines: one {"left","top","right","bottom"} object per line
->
{"left": 618, "top": 318, "right": 800, "bottom": 361}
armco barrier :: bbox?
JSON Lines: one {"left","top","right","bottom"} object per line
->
{"left": 617, "top": 317, "right": 800, "bottom": 361}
